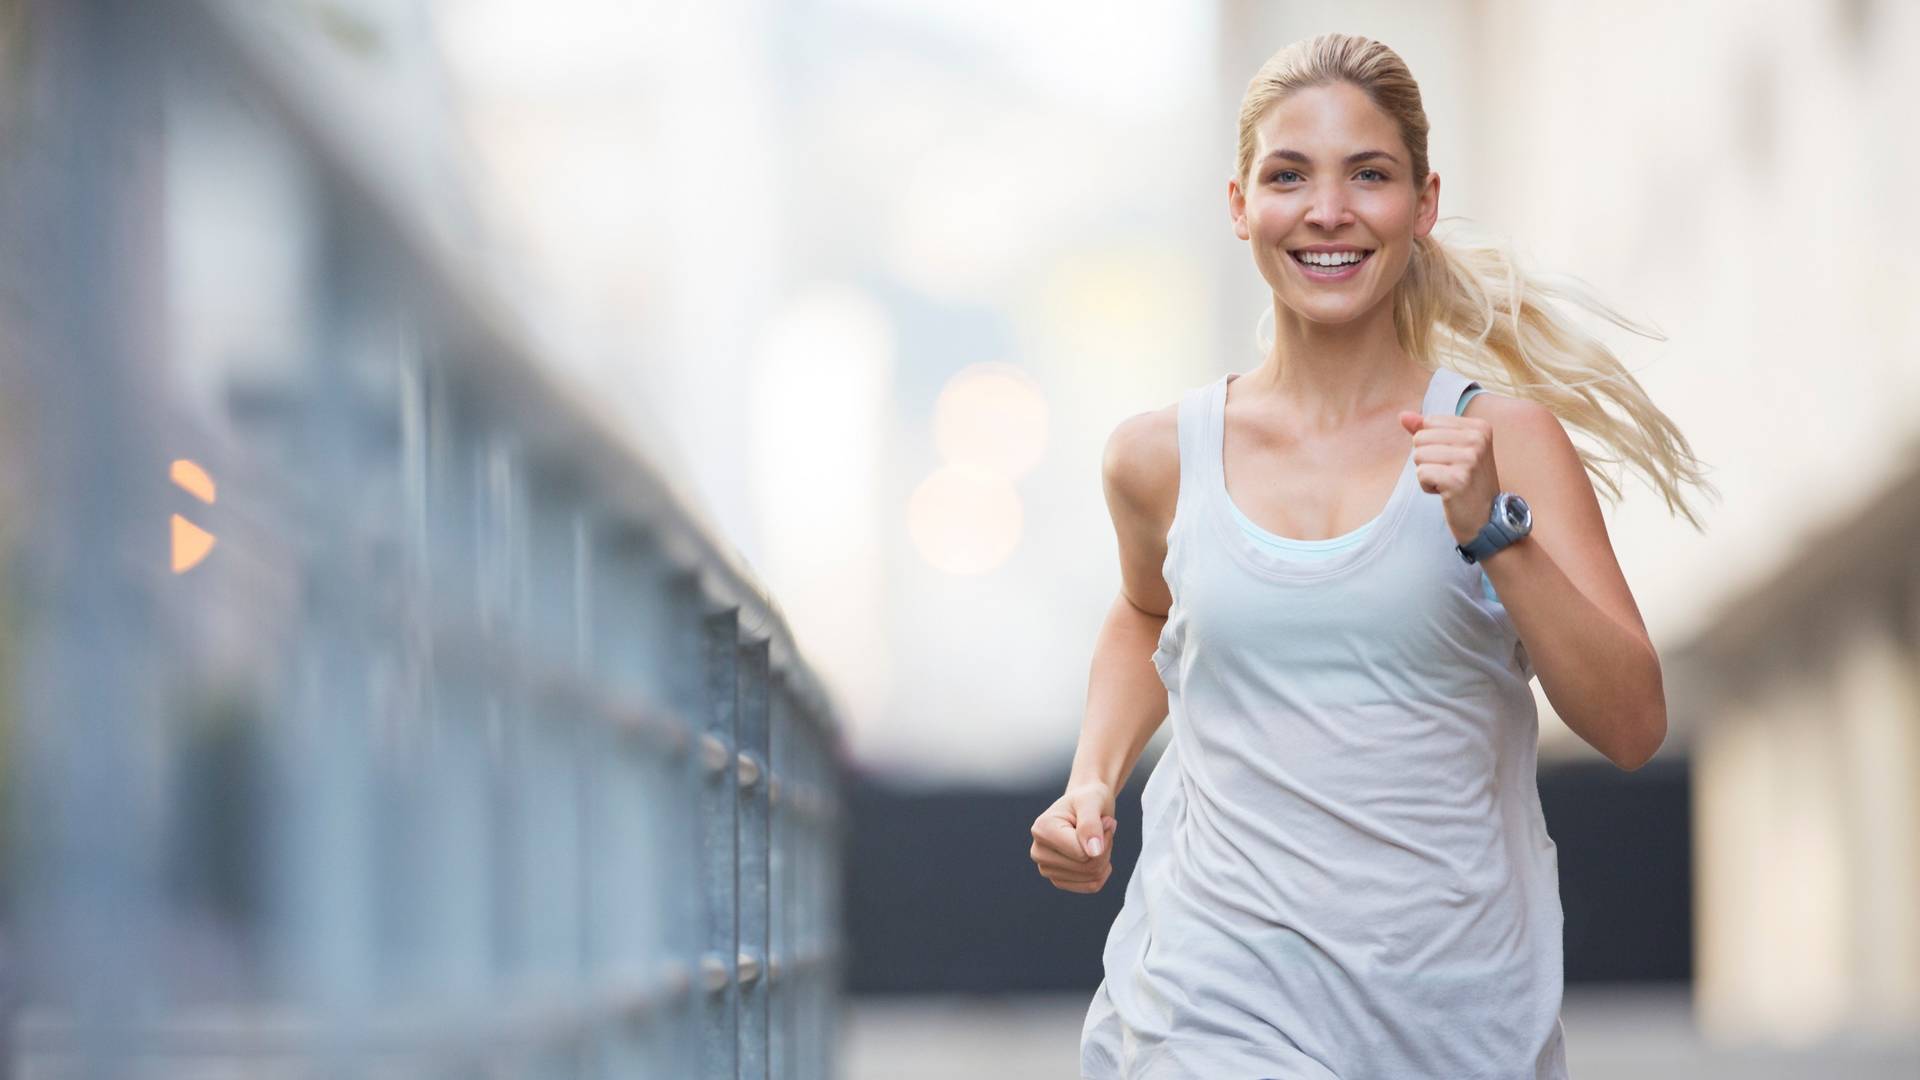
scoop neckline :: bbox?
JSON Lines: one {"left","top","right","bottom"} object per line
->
{"left": 1206, "top": 366, "right": 1443, "bottom": 582}
{"left": 1226, "top": 493, "right": 1379, "bottom": 549}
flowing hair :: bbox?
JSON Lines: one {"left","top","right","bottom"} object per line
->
{"left": 1238, "top": 33, "right": 1719, "bottom": 531}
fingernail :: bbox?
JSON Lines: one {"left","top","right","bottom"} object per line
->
{"left": 1087, "top": 836, "right": 1103, "bottom": 857}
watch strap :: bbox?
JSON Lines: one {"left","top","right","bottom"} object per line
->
{"left": 1456, "top": 494, "right": 1523, "bottom": 564}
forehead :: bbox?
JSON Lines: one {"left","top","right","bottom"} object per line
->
{"left": 1254, "top": 82, "right": 1402, "bottom": 155}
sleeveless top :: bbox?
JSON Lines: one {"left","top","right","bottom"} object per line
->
{"left": 1080, "top": 364, "right": 1569, "bottom": 1080}
{"left": 1228, "top": 383, "right": 1499, "bottom": 606}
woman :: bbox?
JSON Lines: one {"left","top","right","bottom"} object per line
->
{"left": 1027, "top": 32, "right": 1717, "bottom": 1079}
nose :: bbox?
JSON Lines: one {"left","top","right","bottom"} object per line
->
{"left": 1303, "top": 180, "right": 1353, "bottom": 231}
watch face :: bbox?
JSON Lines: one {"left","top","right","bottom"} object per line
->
{"left": 1502, "top": 494, "right": 1531, "bottom": 530}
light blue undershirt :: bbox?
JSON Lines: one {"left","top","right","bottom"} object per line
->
{"left": 1229, "top": 383, "right": 1502, "bottom": 605}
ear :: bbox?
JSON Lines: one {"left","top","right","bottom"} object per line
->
{"left": 1228, "top": 178, "right": 1250, "bottom": 241}
{"left": 1414, "top": 170, "right": 1441, "bottom": 240}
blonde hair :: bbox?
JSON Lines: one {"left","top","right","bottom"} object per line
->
{"left": 1238, "top": 33, "right": 1718, "bottom": 531}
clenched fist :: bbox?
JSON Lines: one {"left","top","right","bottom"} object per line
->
{"left": 1399, "top": 408, "right": 1502, "bottom": 545}
{"left": 1030, "top": 781, "right": 1119, "bottom": 894}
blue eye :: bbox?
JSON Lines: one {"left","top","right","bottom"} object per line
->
{"left": 1269, "top": 167, "right": 1388, "bottom": 184}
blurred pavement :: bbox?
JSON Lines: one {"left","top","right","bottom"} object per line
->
{"left": 842, "top": 986, "right": 1920, "bottom": 1079}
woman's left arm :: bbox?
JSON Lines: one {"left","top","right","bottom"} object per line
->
{"left": 1402, "top": 395, "right": 1667, "bottom": 770}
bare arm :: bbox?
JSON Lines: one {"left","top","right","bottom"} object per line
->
{"left": 1448, "top": 393, "right": 1667, "bottom": 769}
{"left": 1031, "top": 406, "right": 1180, "bottom": 893}
{"left": 1069, "top": 406, "right": 1180, "bottom": 794}
{"left": 1067, "top": 592, "right": 1171, "bottom": 795}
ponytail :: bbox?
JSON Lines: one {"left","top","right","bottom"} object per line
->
{"left": 1401, "top": 218, "right": 1718, "bottom": 531}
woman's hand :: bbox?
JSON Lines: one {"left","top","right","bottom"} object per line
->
{"left": 1400, "top": 409, "right": 1502, "bottom": 545}
{"left": 1030, "top": 782, "right": 1119, "bottom": 894}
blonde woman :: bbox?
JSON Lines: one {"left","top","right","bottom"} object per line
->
{"left": 1027, "top": 32, "right": 1716, "bottom": 1079}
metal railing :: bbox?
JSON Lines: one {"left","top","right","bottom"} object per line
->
{"left": 0, "top": 2, "right": 844, "bottom": 1076}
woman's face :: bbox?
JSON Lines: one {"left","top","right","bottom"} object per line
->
{"left": 1229, "top": 81, "right": 1439, "bottom": 326}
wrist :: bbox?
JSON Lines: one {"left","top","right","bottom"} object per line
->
{"left": 1067, "top": 769, "right": 1118, "bottom": 796}
{"left": 1068, "top": 746, "right": 1127, "bottom": 794}
{"left": 1456, "top": 490, "right": 1532, "bottom": 565}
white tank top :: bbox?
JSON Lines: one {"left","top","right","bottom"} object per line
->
{"left": 1080, "top": 364, "right": 1570, "bottom": 1079}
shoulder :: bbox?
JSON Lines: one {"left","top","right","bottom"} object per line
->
{"left": 1465, "top": 389, "right": 1612, "bottom": 551}
{"left": 1461, "top": 388, "right": 1570, "bottom": 458}
{"left": 1101, "top": 402, "right": 1181, "bottom": 527}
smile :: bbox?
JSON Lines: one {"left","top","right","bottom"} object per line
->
{"left": 1289, "top": 249, "right": 1373, "bottom": 281}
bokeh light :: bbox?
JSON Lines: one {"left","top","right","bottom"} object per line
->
{"left": 931, "top": 361, "right": 1049, "bottom": 479}
{"left": 905, "top": 463, "right": 1023, "bottom": 576}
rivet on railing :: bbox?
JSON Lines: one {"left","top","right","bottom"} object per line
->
{"left": 700, "top": 952, "right": 730, "bottom": 994}
{"left": 737, "top": 751, "right": 761, "bottom": 789}
{"left": 701, "top": 733, "right": 729, "bottom": 776}
{"left": 737, "top": 951, "right": 761, "bottom": 985}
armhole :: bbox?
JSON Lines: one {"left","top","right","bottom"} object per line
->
{"left": 1150, "top": 397, "right": 1188, "bottom": 684}
{"left": 1456, "top": 382, "right": 1490, "bottom": 416}
{"left": 1164, "top": 385, "right": 1207, "bottom": 555}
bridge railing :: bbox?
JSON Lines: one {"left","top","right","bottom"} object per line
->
{"left": 0, "top": 2, "right": 844, "bottom": 1077}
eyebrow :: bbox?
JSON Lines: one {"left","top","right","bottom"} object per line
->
{"left": 1262, "top": 148, "right": 1400, "bottom": 166}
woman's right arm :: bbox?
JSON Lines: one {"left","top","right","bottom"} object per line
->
{"left": 1069, "top": 406, "right": 1179, "bottom": 796}
{"left": 1031, "top": 406, "right": 1179, "bottom": 893}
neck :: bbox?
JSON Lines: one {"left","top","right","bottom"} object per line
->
{"left": 1239, "top": 299, "right": 1422, "bottom": 430}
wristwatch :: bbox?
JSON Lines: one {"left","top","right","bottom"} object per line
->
{"left": 1456, "top": 491, "right": 1532, "bottom": 564}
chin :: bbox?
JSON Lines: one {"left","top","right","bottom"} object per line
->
{"left": 1286, "top": 298, "right": 1372, "bottom": 326}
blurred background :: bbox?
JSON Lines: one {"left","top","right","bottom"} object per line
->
{"left": 1, "top": 0, "right": 1916, "bottom": 1077}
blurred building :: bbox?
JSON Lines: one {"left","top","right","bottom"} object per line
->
{"left": 1673, "top": 449, "right": 1920, "bottom": 1041}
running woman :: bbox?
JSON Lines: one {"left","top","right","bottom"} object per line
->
{"left": 1029, "top": 31, "right": 1717, "bottom": 1080}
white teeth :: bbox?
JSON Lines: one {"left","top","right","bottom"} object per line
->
{"left": 1295, "top": 250, "right": 1368, "bottom": 267}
